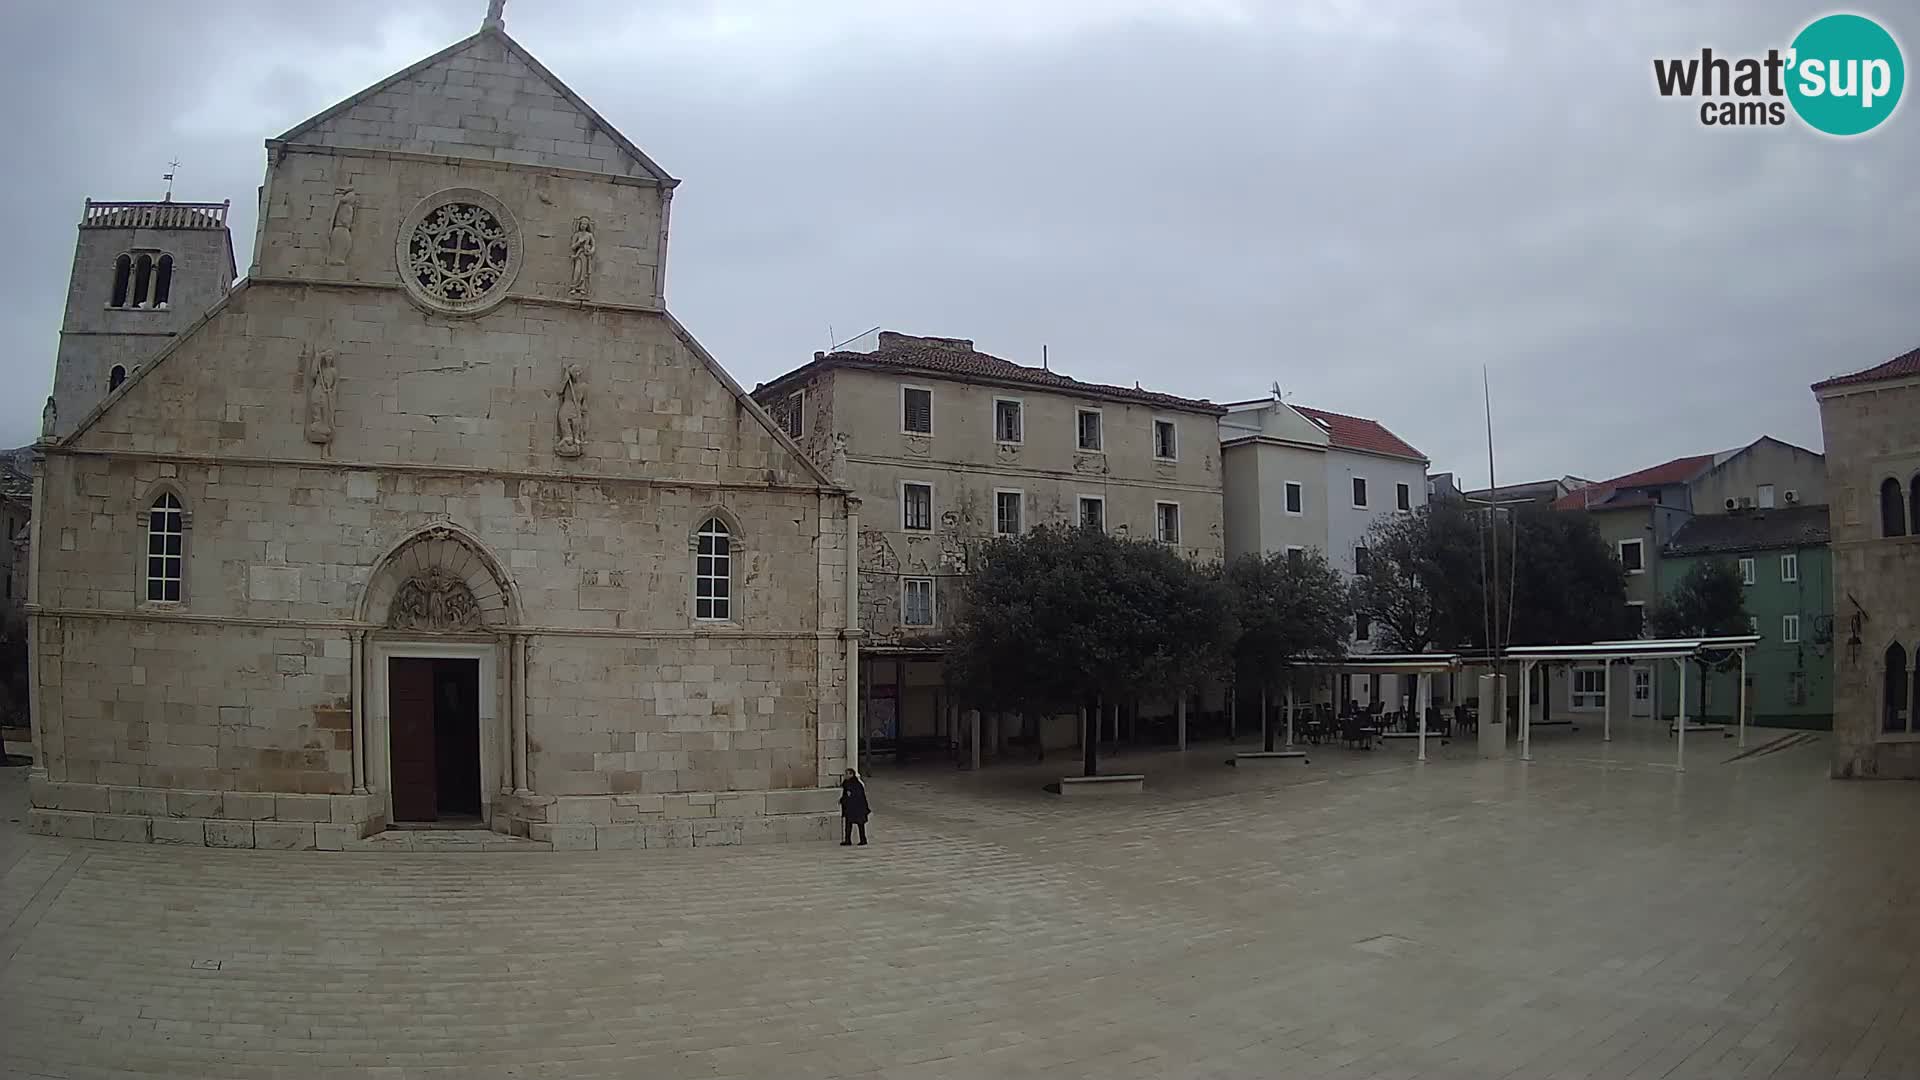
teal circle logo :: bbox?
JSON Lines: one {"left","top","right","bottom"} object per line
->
{"left": 1786, "top": 14, "right": 1905, "bottom": 135}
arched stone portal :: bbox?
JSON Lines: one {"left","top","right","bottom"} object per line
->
{"left": 354, "top": 524, "right": 525, "bottom": 830}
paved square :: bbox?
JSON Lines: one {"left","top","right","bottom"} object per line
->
{"left": 3, "top": 725, "right": 1918, "bottom": 1079}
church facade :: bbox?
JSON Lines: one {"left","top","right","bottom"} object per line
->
{"left": 25, "top": 18, "right": 858, "bottom": 848}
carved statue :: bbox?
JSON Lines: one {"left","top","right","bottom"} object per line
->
{"left": 388, "top": 569, "right": 484, "bottom": 633}
{"left": 305, "top": 347, "right": 337, "bottom": 445}
{"left": 829, "top": 432, "right": 850, "bottom": 483}
{"left": 40, "top": 396, "right": 56, "bottom": 439}
{"left": 555, "top": 362, "right": 588, "bottom": 457}
{"left": 568, "top": 216, "right": 595, "bottom": 298}
{"left": 326, "top": 187, "right": 359, "bottom": 266}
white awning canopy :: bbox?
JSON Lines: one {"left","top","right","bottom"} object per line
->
{"left": 1319, "top": 652, "right": 1462, "bottom": 673}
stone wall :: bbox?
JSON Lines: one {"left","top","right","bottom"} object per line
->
{"left": 1817, "top": 377, "right": 1920, "bottom": 777}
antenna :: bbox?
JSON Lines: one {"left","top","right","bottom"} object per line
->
{"left": 162, "top": 158, "right": 181, "bottom": 200}
{"left": 1042, "top": 345, "right": 1048, "bottom": 371}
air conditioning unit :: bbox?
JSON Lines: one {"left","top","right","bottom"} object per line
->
{"left": 1724, "top": 498, "right": 1738, "bottom": 510}
{"left": 1738, "top": 496, "right": 1753, "bottom": 508}
{"left": 1784, "top": 489, "right": 1799, "bottom": 504}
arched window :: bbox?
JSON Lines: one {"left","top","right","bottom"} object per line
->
{"left": 146, "top": 493, "right": 184, "bottom": 602}
{"left": 1912, "top": 475, "right": 1920, "bottom": 536}
{"left": 153, "top": 254, "right": 173, "bottom": 308}
{"left": 1881, "top": 477, "right": 1908, "bottom": 538}
{"left": 131, "top": 254, "right": 154, "bottom": 309}
{"left": 1887, "top": 642, "right": 1910, "bottom": 734}
{"left": 109, "top": 365, "right": 127, "bottom": 391}
{"left": 110, "top": 255, "right": 132, "bottom": 308}
{"left": 694, "top": 517, "right": 731, "bottom": 621}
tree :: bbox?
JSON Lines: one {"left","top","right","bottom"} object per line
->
{"left": 1649, "top": 558, "right": 1751, "bottom": 719}
{"left": 1226, "top": 549, "right": 1349, "bottom": 751}
{"left": 946, "top": 525, "right": 1236, "bottom": 775}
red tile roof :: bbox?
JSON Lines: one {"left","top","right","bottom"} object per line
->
{"left": 759, "top": 333, "right": 1225, "bottom": 413}
{"left": 1289, "top": 405, "right": 1426, "bottom": 462}
{"left": 1812, "top": 344, "right": 1920, "bottom": 390}
{"left": 1552, "top": 454, "right": 1717, "bottom": 510}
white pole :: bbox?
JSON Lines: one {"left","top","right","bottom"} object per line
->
{"left": 1177, "top": 694, "right": 1188, "bottom": 751}
{"left": 1520, "top": 661, "right": 1532, "bottom": 761}
{"left": 1676, "top": 657, "right": 1688, "bottom": 773}
{"left": 1417, "top": 670, "right": 1430, "bottom": 762}
{"left": 1284, "top": 681, "right": 1295, "bottom": 748}
{"left": 1738, "top": 650, "right": 1748, "bottom": 749}
{"left": 1604, "top": 660, "right": 1613, "bottom": 743}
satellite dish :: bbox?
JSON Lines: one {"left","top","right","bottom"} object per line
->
{"left": 1270, "top": 381, "right": 1284, "bottom": 401}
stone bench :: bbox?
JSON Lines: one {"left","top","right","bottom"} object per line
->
{"left": 1228, "top": 751, "right": 1308, "bottom": 766}
{"left": 1055, "top": 774, "right": 1146, "bottom": 796}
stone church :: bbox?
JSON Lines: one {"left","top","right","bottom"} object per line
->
{"left": 26, "top": 11, "right": 857, "bottom": 848}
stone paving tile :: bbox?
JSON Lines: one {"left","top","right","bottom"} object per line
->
{"left": 1, "top": 724, "right": 1918, "bottom": 1078}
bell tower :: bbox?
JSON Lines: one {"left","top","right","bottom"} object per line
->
{"left": 47, "top": 197, "right": 236, "bottom": 436}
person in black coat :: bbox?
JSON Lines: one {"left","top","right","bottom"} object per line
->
{"left": 839, "top": 768, "right": 870, "bottom": 846}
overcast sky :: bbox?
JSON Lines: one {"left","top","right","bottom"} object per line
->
{"left": 3, "top": 0, "right": 1914, "bottom": 483}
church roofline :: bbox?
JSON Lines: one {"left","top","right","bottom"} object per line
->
{"left": 271, "top": 26, "right": 678, "bottom": 186}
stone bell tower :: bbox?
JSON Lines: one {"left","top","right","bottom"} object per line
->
{"left": 46, "top": 197, "right": 236, "bottom": 437}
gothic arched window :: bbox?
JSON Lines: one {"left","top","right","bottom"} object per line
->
{"left": 146, "top": 493, "right": 184, "bottom": 602}
{"left": 694, "top": 517, "right": 731, "bottom": 621}
{"left": 1881, "top": 477, "right": 1907, "bottom": 538}
{"left": 110, "top": 254, "right": 132, "bottom": 308}
{"left": 109, "top": 365, "right": 127, "bottom": 391}
{"left": 1887, "top": 642, "right": 1911, "bottom": 734}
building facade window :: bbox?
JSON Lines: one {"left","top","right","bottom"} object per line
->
{"left": 1738, "top": 557, "right": 1756, "bottom": 585}
{"left": 994, "top": 489, "right": 1023, "bottom": 536}
{"left": 1354, "top": 611, "right": 1370, "bottom": 642}
{"left": 1782, "top": 614, "right": 1801, "bottom": 643}
{"left": 1619, "top": 539, "right": 1644, "bottom": 574}
{"left": 1076, "top": 408, "right": 1103, "bottom": 452}
{"left": 901, "top": 578, "right": 935, "bottom": 627}
{"left": 994, "top": 398, "right": 1023, "bottom": 444}
{"left": 1757, "top": 483, "right": 1775, "bottom": 508}
{"left": 1153, "top": 419, "right": 1177, "bottom": 461}
{"left": 110, "top": 251, "right": 175, "bottom": 310}
{"left": 781, "top": 391, "right": 804, "bottom": 439}
{"left": 1626, "top": 600, "right": 1646, "bottom": 637}
{"left": 1352, "top": 477, "right": 1368, "bottom": 508}
{"left": 110, "top": 254, "right": 132, "bottom": 307}
{"left": 1571, "top": 667, "right": 1606, "bottom": 710}
{"left": 109, "top": 365, "right": 127, "bottom": 391}
{"left": 1913, "top": 475, "right": 1920, "bottom": 536}
{"left": 1881, "top": 477, "right": 1907, "bottom": 538}
{"left": 1156, "top": 501, "right": 1181, "bottom": 544}
{"left": 1396, "top": 482, "right": 1411, "bottom": 511}
{"left": 1286, "top": 546, "right": 1304, "bottom": 567}
{"left": 146, "top": 493, "right": 184, "bottom": 602}
{"left": 1885, "top": 642, "right": 1910, "bottom": 734}
{"left": 694, "top": 517, "right": 731, "bottom": 621}
{"left": 1780, "top": 553, "right": 1798, "bottom": 583}
{"left": 1354, "top": 546, "right": 1370, "bottom": 576}
{"left": 1078, "top": 496, "right": 1105, "bottom": 532}
{"left": 1633, "top": 667, "right": 1651, "bottom": 705}
{"left": 902, "top": 482, "right": 933, "bottom": 531}
{"left": 901, "top": 386, "right": 933, "bottom": 435}
{"left": 1284, "top": 482, "right": 1303, "bottom": 515}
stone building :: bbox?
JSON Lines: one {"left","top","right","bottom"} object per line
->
{"left": 1812, "top": 345, "right": 1920, "bottom": 778}
{"left": 26, "top": 13, "right": 855, "bottom": 848}
{"left": 753, "top": 332, "right": 1224, "bottom": 756}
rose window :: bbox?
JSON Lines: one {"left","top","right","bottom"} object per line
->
{"left": 406, "top": 203, "right": 511, "bottom": 304}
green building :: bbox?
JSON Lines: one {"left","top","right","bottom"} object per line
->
{"left": 1658, "top": 505, "right": 1832, "bottom": 729}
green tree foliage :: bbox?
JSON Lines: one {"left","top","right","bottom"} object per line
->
{"left": 945, "top": 526, "right": 1236, "bottom": 772}
{"left": 1650, "top": 558, "right": 1752, "bottom": 716}
{"left": 1226, "top": 549, "right": 1349, "bottom": 749}
{"left": 1353, "top": 502, "right": 1630, "bottom": 653}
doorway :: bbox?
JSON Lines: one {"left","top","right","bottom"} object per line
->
{"left": 387, "top": 657, "right": 481, "bottom": 824}
{"left": 1631, "top": 666, "right": 1652, "bottom": 717}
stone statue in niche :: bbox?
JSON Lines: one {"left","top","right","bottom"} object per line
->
{"left": 568, "top": 216, "right": 595, "bottom": 298}
{"left": 389, "top": 568, "right": 483, "bottom": 633}
{"left": 40, "top": 396, "right": 55, "bottom": 439}
{"left": 829, "top": 432, "right": 850, "bottom": 483}
{"left": 555, "top": 362, "right": 589, "bottom": 457}
{"left": 304, "top": 346, "right": 337, "bottom": 445}
{"left": 326, "top": 187, "right": 359, "bottom": 266}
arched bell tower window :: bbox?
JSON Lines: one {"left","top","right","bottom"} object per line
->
{"left": 109, "top": 365, "right": 127, "bottom": 391}
{"left": 1881, "top": 477, "right": 1907, "bottom": 538}
{"left": 109, "top": 251, "right": 174, "bottom": 310}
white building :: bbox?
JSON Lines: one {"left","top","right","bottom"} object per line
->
{"left": 1219, "top": 395, "right": 1430, "bottom": 707}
